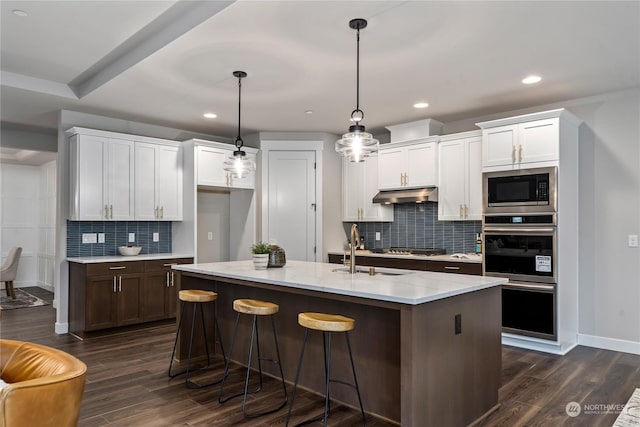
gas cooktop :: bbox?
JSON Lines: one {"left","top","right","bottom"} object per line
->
{"left": 369, "top": 247, "right": 446, "bottom": 256}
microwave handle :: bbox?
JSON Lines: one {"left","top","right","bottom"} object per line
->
{"left": 506, "top": 282, "right": 555, "bottom": 291}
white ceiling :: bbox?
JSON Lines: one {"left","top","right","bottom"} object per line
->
{"left": 1, "top": 1, "right": 638, "bottom": 141}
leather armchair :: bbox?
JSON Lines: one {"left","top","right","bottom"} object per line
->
{"left": 0, "top": 339, "right": 87, "bottom": 427}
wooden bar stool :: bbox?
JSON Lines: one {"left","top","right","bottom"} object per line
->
{"left": 168, "top": 290, "right": 226, "bottom": 388}
{"left": 218, "top": 298, "right": 288, "bottom": 418}
{"left": 285, "top": 312, "right": 366, "bottom": 427}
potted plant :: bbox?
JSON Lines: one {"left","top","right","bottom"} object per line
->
{"left": 251, "top": 242, "right": 271, "bottom": 270}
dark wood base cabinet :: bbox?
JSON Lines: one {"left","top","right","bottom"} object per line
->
{"left": 69, "top": 258, "right": 192, "bottom": 333}
{"left": 328, "top": 253, "right": 482, "bottom": 275}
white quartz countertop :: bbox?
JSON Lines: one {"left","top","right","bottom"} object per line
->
{"left": 173, "top": 260, "right": 505, "bottom": 305}
{"left": 67, "top": 253, "right": 194, "bottom": 264}
{"left": 328, "top": 250, "right": 483, "bottom": 264}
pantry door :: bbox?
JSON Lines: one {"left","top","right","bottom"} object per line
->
{"left": 266, "top": 150, "right": 317, "bottom": 262}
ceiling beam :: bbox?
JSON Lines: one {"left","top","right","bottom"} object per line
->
{"left": 69, "top": 0, "right": 235, "bottom": 99}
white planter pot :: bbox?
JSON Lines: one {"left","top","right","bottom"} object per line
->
{"left": 252, "top": 254, "right": 269, "bottom": 270}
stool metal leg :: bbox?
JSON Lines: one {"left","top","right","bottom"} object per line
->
{"left": 323, "top": 331, "right": 332, "bottom": 426}
{"left": 285, "top": 328, "right": 309, "bottom": 427}
{"left": 168, "top": 301, "right": 187, "bottom": 378}
{"left": 271, "top": 314, "right": 289, "bottom": 406}
{"left": 346, "top": 331, "right": 367, "bottom": 426}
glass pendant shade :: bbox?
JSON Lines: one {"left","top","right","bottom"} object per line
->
{"left": 335, "top": 18, "right": 378, "bottom": 163}
{"left": 336, "top": 124, "right": 379, "bottom": 163}
{"left": 223, "top": 148, "right": 256, "bottom": 179}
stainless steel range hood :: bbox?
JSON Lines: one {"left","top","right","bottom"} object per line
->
{"left": 372, "top": 187, "right": 438, "bottom": 204}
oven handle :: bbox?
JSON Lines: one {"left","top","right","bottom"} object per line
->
{"left": 505, "top": 282, "right": 555, "bottom": 291}
{"left": 483, "top": 227, "right": 555, "bottom": 233}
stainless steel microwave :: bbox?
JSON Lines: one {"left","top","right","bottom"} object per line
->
{"left": 483, "top": 166, "right": 557, "bottom": 214}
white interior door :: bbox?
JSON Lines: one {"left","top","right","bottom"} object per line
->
{"left": 267, "top": 151, "right": 316, "bottom": 261}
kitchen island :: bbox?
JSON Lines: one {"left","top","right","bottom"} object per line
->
{"left": 173, "top": 260, "right": 507, "bottom": 426}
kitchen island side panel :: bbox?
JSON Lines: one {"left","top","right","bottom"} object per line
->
{"left": 401, "top": 286, "right": 501, "bottom": 426}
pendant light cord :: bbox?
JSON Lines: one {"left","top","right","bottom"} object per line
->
{"left": 236, "top": 75, "right": 243, "bottom": 149}
{"left": 355, "top": 26, "right": 360, "bottom": 119}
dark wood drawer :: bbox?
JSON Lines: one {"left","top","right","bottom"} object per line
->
{"left": 145, "top": 258, "right": 193, "bottom": 272}
{"left": 425, "top": 260, "right": 482, "bottom": 275}
{"left": 86, "top": 261, "right": 144, "bottom": 276}
{"left": 328, "top": 254, "right": 428, "bottom": 271}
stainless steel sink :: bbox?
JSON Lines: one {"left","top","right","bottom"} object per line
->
{"left": 331, "top": 266, "right": 409, "bottom": 276}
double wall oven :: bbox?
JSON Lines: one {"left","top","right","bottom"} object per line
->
{"left": 483, "top": 167, "right": 558, "bottom": 340}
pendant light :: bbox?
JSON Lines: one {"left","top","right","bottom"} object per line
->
{"left": 335, "top": 18, "right": 379, "bottom": 163}
{"left": 223, "top": 70, "right": 256, "bottom": 178}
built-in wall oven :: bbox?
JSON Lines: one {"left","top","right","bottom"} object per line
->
{"left": 483, "top": 167, "right": 558, "bottom": 341}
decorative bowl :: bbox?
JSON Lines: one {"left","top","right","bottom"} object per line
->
{"left": 118, "top": 246, "right": 142, "bottom": 256}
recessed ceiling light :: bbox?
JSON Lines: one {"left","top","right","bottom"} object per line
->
{"left": 203, "top": 113, "right": 217, "bottom": 119}
{"left": 12, "top": 9, "right": 28, "bottom": 17}
{"left": 305, "top": 110, "right": 313, "bottom": 115}
{"left": 522, "top": 75, "right": 542, "bottom": 85}
{"left": 413, "top": 102, "right": 429, "bottom": 109}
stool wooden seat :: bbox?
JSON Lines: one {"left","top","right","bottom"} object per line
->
{"left": 298, "top": 312, "right": 354, "bottom": 332}
{"left": 219, "top": 298, "right": 287, "bottom": 418}
{"left": 168, "top": 290, "right": 225, "bottom": 389}
{"left": 286, "top": 312, "right": 366, "bottom": 426}
{"left": 179, "top": 289, "right": 217, "bottom": 303}
{"left": 233, "top": 298, "right": 279, "bottom": 315}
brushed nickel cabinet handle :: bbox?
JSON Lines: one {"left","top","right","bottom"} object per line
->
{"left": 105, "top": 205, "right": 109, "bottom": 219}
{"left": 166, "top": 271, "right": 170, "bottom": 287}
{"left": 160, "top": 206, "right": 164, "bottom": 219}
{"left": 460, "top": 204, "right": 463, "bottom": 218}
{"left": 170, "top": 272, "right": 174, "bottom": 287}
{"left": 444, "top": 266, "right": 461, "bottom": 270}
{"left": 163, "top": 263, "right": 177, "bottom": 267}
{"left": 465, "top": 204, "right": 469, "bottom": 218}
{"left": 512, "top": 145, "right": 516, "bottom": 163}
{"left": 118, "top": 276, "right": 122, "bottom": 292}
{"left": 518, "top": 145, "right": 523, "bottom": 163}
{"left": 113, "top": 276, "right": 116, "bottom": 292}
{"left": 110, "top": 204, "right": 113, "bottom": 219}
{"left": 109, "top": 266, "right": 126, "bottom": 270}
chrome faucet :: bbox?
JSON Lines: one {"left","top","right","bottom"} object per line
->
{"left": 349, "top": 223, "right": 360, "bottom": 274}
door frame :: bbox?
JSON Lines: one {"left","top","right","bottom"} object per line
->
{"left": 259, "top": 140, "right": 323, "bottom": 262}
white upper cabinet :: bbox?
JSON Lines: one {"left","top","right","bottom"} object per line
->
{"left": 135, "top": 141, "right": 182, "bottom": 221}
{"left": 477, "top": 109, "right": 580, "bottom": 172}
{"left": 196, "top": 143, "right": 257, "bottom": 190}
{"left": 69, "top": 131, "right": 134, "bottom": 221}
{"left": 342, "top": 155, "right": 393, "bottom": 222}
{"left": 438, "top": 131, "right": 482, "bottom": 221}
{"left": 378, "top": 137, "right": 438, "bottom": 190}
{"left": 67, "top": 127, "right": 182, "bottom": 221}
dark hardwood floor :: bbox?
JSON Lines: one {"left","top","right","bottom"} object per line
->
{"left": 1, "top": 287, "right": 639, "bottom": 426}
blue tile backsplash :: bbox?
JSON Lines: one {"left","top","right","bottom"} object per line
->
{"left": 353, "top": 203, "right": 482, "bottom": 254}
{"left": 67, "top": 221, "right": 172, "bottom": 257}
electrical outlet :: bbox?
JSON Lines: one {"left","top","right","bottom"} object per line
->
{"left": 207, "top": 232, "right": 213, "bottom": 241}
{"left": 454, "top": 314, "right": 462, "bottom": 335}
{"left": 98, "top": 233, "right": 105, "bottom": 243}
{"left": 128, "top": 233, "right": 135, "bottom": 243}
{"left": 629, "top": 234, "right": 639, "bottom": 248}
{"left": 82, "top": 233, "right": 97, "bottom": 244}
{"left": 153, "top": 232, "right": 160, "bottom": 242}
{"left": 375, "top": 232, "right": 381, "bottom": 241}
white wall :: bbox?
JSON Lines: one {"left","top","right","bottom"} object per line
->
{"left": 0, "top": 163, "right": 40, "bottom": 290}
{"left": 438, "top": 88, "right": 640, "bottom": 353}
{"left": 197, "top": 191, "right": 230, "bottom": 263}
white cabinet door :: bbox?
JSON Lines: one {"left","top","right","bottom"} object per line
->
{"left": 466, "top": 137, "right": 483, "bottom": 220}
{"left": 378, "top": 147, "right": 405, "bottom": 190}
{"left": 518, "top": 118, "right": 559, "bottom": 165}
{"left": 105, "top": 138, "right": 135, "bottom": 220}
{"left": 406, "top": 142, "right": 437, "bottom": 187}
{"left": 482, "top": 125, "right": 517, "bottom": 169}
{"left": 135, "top": 142, "right": 182, "bottom": 221}
{"left": 134, "top": 143, "right": 157, "bottom": 220}
{"left": 342, "top": 159, "right": 365, "bottom": 221}
{"left": 156, "top": 144, "right": 182, "bottom": 220}
{"left": 197, "top": 146, "right": 228, "bottom": 187}
{"left": 342, "top": 156, "right": 392, "bottom": 222}
{"left": 438, "top": 140, "right": 466, "bottom": 220}
{"left": 438, "top": 135, "right": 482, "bottom": 221}
{"left": 70, "top": 134, "right": 107, "bottom": 220}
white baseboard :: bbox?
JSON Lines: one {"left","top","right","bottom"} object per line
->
{"left": 55, "top": 322, "right": 69, "bottom": 334}
{"left": 578, "top": 333, "right": 640, "bottom": 355}
{"left": 502, "top": 333, "right": 578, "bottom": 355}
